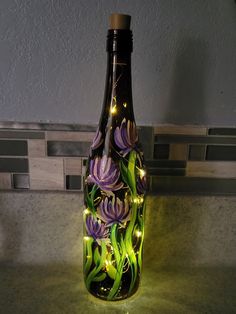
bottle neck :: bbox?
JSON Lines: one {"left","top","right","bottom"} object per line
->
{"left": 104, "top": 52, "right": 134, "bottom": 117}
{"left": 99, "top": 30, "right": 135, "bottom": 130}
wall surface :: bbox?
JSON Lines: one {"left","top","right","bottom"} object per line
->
{"left": 0, "top": 0, "right": 235, "bottom": 126}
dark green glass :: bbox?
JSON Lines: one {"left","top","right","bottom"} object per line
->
{"left": 83, "top": 19, "right": 146, "bottom": 301}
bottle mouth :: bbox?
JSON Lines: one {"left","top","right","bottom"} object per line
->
{"left": 106, "top": 29, "right": 133, "bottom": 53}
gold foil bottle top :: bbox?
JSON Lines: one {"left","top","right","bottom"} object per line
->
{"left": 110, "top": 14, "right": 131, "bottom": 30}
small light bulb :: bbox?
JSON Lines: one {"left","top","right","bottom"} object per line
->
{"left": 83, "top": 208, "right": 90, "bottom": 215}
{"left": 139, "top": 169, "right": 146, "bottom": 179}
{"left": 110, "top": 105, "right": 117, "bottom": 114}
{"left": 123, "top": 102, "right": 127, "bottom": 108}
{"left": 136, "top": 231, "right": 142, "bottom": 238}
{"left": 133, "top": 198, "right": 138, "bottom": 203}
{"left": 83, "top": 236, "right": 90, "bottom": 241}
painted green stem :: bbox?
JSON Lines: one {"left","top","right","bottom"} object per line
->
{"left": 86, "top": 185, "right": 98, "bottom": 214}
{"left": 86, "top": 241, "right": 107, "bottom": 289}
{"left": 107, "top": 224, "right": 122, "bottom": 300}
{"left": 111, "top": 224, "right": 120, "bottom": 267}
{"left": 124, "top": 150, "right": 139, "bottom": 294}
{"left": 138, "top": 200, "right": 146, "bottom": 270}
{"left": 125, "top": 201, "right": 138, "bottom": 294}
{"left": 108, "top": 236, "right": 126, "bottom": 300}
{"left": 84, "top": 237, "right": 93, "bottom": 276}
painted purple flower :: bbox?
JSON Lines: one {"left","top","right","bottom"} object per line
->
{"left": 98, "top": 197, "right": 130, "bottom": 226}
{"left": 87, "top": 155, "right": 123, "bottom": 191}
{"left": 114, "top": 118, "right": 138, "bottom": 155}
{"left": 91, "top": 129, "right": 103, "bottom": 151}
{"left": 86, "top": 215, "right": 109, "bottom": 242}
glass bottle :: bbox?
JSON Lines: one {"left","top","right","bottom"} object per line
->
{"left": 83, "top": 14, "right": 146, "bottom": 301}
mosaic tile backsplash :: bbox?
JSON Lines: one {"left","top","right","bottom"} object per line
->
{"left": 0, "top": 122, "right": 236, "bottom": 194}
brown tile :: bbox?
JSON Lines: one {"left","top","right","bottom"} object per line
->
{"left": 46, "top": 131, "right": 95, "bottom": 141}
{"left": 154, "top": 125, "right": 207, "bottom": 135}
{"left": 0, "top": 173, "right": 11, "bottom": 190}
{"left": 28, "top": 140, "right": 46, "bottom": 157}
{"left": 169, "top": 144, "right": 188, "bottom": 160}
{"left": 186, "top": 161, "right": 236, "bottom": 178}
{"left": 29, "top": 158, "right": 64, "bottom": 190}
{"left": 64, "top": 158, "right": 82, "bottom": 175}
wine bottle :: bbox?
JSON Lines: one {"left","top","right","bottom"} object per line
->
{"left": 83, "top": 13, "right": 147, "bottom": 301}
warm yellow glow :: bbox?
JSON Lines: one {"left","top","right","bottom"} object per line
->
{"left": 110, "top": 105, "right": 117, "bottom": 114}
{"left": 136, "top": 230, "right": 142, "bottom": 238}
{"left": 133, "top": 196, "right": 144, "bottom": 204}
{"left": 84, "top": 236, "right": 90, "bottom": 241}
{"left": 83, "top": 208, "right": 90, "bottom": 215}
{"left": 139, "top": 169, "right": 146, "bottom": 179}
{"left": 105, "top": 259, "right": 113, "bottom": 273}
{"left": 123, "top": 102, "right": 127, "bottom": 108}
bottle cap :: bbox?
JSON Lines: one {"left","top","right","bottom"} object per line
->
{"left": 110, "top": 14, "right": 131, "bottom": 30}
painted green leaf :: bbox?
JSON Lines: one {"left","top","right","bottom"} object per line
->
{"left": 127, "top": 150, "right": 137, "bottom": 195}
{"left": 86, "top": 185, "right": 98, "bottom": 213}
{"left": 120, "top": 159, "right": 129, "bottom": 186}
{"left": 106, "top": 263, "right": 117, "bottom": 280}
{"left": 120, "top": 151, "right": 137, "bottom": 195}
{"left": 94, "top": 247, "right": 101, "bottom": 266}
{"left": 93, "top": 273, "right": 106, "bottom": 282}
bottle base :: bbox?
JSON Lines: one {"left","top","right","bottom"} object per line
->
{"left": 87, "top": 285, "right": 140, "bottom": 302}
{"left": 85, "top": 276, "right": 140, "bottom": 302}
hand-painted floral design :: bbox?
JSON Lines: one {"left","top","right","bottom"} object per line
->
{"left": 87, "top": 155, "right": 123, "bottom": 191}
{"left": 114, "top": 118, "right": 138, "bottom": 155}
{"left": 84, "top": 123, "right": 146, "bottom": 300}
{"left": 91, "top": 129, "right": 103, "bottom": 151}
{"left": 98, "top": 197, "right": 130, "bottom": 226}
{"left": 85, "top": 215, "right": 109, "bottom": 242}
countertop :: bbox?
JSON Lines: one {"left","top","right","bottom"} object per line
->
{"left": 0, "top": 193, "right": 236, "bottom": 313}
{"left": 1, "top": 264, "right": 236, "bottom": 314}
